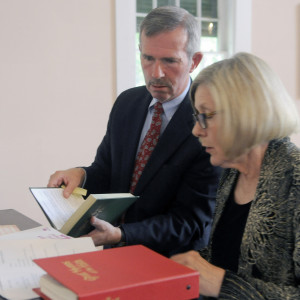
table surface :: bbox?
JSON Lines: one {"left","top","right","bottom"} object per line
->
{"left": 0, "top": 209, "right": 41, "bottom": 230}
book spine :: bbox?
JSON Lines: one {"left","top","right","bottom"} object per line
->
{"left": 81, "top": 275, "right": 199, "bottom": 300}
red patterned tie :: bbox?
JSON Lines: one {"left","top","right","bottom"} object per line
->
{"left": 130, "top": 102, "right": 164, "bottom": 193}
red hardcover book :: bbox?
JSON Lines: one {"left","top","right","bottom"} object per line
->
{"left": 34, "top": 245, "right": 199, "bottom": 300}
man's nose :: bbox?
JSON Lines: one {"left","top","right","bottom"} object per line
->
{"left": 192, "top": 121, "right": 206, "bottom": 138}
{"left": 152, "top": 61, "right": 165, "bottom": 78}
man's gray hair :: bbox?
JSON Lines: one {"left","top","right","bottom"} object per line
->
{"left": 139, "top": 6, "right": 200, "bottom": 59}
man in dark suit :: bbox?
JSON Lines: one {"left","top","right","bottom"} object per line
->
{"left": 48, "top": 6, "right": 220, "bottom": 257}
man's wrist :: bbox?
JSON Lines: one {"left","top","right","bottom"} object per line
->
{"left": 114, "top": 226, "right": 126, "bottom": 247}
{"left": 76, "top": 167, "right": 87, "bottom": 187}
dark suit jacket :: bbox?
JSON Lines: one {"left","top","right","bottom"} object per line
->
{"left": 83, "top": 86, "right": 221, "bottom": 256}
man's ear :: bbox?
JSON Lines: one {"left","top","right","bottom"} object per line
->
{"left": 189, "top": 52, "right": 203, "bottom": 73}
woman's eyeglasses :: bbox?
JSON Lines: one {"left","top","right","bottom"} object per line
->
{"left": 192, "top": 111, "right": 217, "bottom": 129}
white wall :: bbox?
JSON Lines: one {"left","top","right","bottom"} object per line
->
{"left": 0, "top": 0, "right": 115, "bottom": 224}
{"left": 251, "top": 0, "right": 300, "bottom": 145}
{"left": 1, "top": 0, "right": 300, "bottom": 225}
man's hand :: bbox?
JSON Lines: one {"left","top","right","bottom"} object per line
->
{"left": 47, "top": 167, "right": 85, "bottom": 198}
{"left": 85, "top": 216, "right": 122, "bottom": 246}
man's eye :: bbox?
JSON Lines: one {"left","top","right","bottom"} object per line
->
{"left": 163, "top": 58, "right": 176, "bottom": 64}
{"left": 143, "top": 55, "right": 154, "bottom": 61}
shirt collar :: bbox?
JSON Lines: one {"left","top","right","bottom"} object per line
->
{"left": 149, "top": 79, "right": 191, "bottom": 118}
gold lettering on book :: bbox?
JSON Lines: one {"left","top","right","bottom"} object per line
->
{"left": 62, "top": 259, "right": 99, "bottom": 281}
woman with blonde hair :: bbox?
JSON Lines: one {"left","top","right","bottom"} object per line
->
{"left": 171, "top": 52, "right": 300, "bottom": 299}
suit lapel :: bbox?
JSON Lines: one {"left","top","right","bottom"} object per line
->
{"left": 120, "top": 91, "right": 152, "bottom": 190}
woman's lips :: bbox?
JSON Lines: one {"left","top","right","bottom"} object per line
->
{"left": 205, "top": 147, "right": 213, "bottom": 153}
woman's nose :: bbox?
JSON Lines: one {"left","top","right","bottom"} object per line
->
{"left": 192, "top": 121, "right": 206, "bottom": 137}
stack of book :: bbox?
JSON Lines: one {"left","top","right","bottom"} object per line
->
{"left": 0, "top": 188, "right": 200, "bottom": 300}
{"left": 34, "top": 245, "right": 199, "bottom": 300}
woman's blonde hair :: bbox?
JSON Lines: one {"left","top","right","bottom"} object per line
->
{"left": 190, "top": 52, "right": 300, "bottom": 159}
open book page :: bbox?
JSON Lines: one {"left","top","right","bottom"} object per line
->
{"left": 0, "top": 225, "right": 71, "bottom": 240}
{"left": 31, "top": 188, "right": 84, "bottom": 230}
{"left": 0, "top": 237, "right": 97, "bottom": 300}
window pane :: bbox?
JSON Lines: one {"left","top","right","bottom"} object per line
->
{"left": 200, "top": 36, "right": 217, "bottom": 52}
{"left": 191, "top": 52, "right": 226, "bottom": 80}
{"left": 181, "top": 0, "right": 197, "bottom": 16}
{"left": 201, "top": 21, "right": 217, "bottom": 37}
{"left": 136, "top": 33, "right": 145, "bottom": 86}
{"left": 136, "top": 0, "right": 153, "bottom": 14}
{"left": 136, "top": 16, "right": 144, "bottom": 32}
{"left": 157, "top": 0, "right": 176, "bottom": 7}
{"left": 202, "top": 0, "right": 217, "bottom": 18}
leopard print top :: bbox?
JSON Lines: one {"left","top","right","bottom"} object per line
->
{"left": 201, "top": 138, "right": 300, "bottom": 299}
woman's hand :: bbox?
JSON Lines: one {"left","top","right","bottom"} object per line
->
{"left": 171, "top": 250, "right": 225, "bottom": 298}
